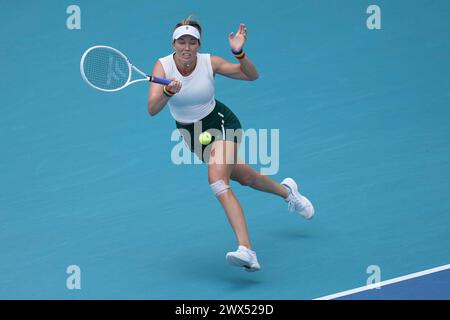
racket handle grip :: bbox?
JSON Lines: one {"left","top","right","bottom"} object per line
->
{"left": 151, "top": 76, "right": 172, "bottom": 86}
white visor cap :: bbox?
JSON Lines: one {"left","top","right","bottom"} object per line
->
{"left": 172, "top": 25, "right": 201, "bottom": 41}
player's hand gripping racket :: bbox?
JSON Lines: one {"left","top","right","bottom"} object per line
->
{"left": 80, "top": 45, "right": 171, "bottom": 92}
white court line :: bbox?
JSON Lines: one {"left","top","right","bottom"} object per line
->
{"left": 314, "top": 263, "right": 450, "bottom": 300}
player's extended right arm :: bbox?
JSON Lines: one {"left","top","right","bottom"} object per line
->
{"left": 147, "top": 61, "right": 182, "bottom": 116}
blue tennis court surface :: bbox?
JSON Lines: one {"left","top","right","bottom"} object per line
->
{"left": 339, "top": 267, "right": 450, "bottom": 300}
{"left": 1, "top": 0, "right": 449, "bottom": 299}
{"left": 319, "top": 264, "right": 450, "bottom": 300}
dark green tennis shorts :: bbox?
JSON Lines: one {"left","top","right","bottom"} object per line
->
{"left": 175, "top": 99, "right": 243, "bottom": 162}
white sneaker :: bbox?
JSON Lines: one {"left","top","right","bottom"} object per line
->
{"left": 226, "top": 245, "right": 261, "bottom": 272}
{"left": 281, "top": 177, "right": 315, "bottom": 219}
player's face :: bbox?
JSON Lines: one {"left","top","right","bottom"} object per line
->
{"left": 173, "top": 35, "right": 200, "bottom": 64}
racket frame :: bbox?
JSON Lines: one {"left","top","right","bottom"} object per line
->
{"left": 80, "top": 45, "right": 170, "bottom": 92}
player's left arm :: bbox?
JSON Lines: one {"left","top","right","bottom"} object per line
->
{"left": 211, "top": 23, "right": 259, "bottom": 81}
{"left": 211, "top": 55, "right": 259, "bottom": 81}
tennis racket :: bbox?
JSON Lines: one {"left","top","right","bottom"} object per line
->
{"left": 80, "top": 45, "right": 171, "bottom": 92}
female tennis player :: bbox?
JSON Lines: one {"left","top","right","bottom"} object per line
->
{"left": 147, "top": 17, "right": 314, "bottom": 272}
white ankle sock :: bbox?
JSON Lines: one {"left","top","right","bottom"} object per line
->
{"left": 282, "top": 184, "right": 291, "bottom": 199}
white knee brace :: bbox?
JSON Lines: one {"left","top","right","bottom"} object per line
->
{"left": 210, "top": 180, "right": 230, "bottom": 197}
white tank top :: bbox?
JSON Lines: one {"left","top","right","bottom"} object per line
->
{"left": 159, "top": 53, "right": 215, "bottom": 123}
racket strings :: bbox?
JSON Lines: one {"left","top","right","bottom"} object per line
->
{"left": 82, "top": 48, "right": 130, "bottom": 90}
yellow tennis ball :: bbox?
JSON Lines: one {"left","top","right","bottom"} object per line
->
{"left": 199, "top": 131, "right": 212, "bottom": 145}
